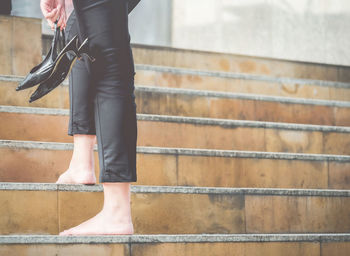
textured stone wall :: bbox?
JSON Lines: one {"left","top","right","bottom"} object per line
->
{"left": 0, "top": 15, "right": 42, "bottom": 76}
{"left": 10, "top": 0, "right": 350, "bottom": 66}
{"left": 172, "top": 0, "right": 350, "bottom": 66}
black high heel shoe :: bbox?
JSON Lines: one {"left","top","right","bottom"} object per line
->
{"left": 16, "top": 21, "right": 80, "bottom": 91}
{"left": 29, "top": 38, "right": 95, "bottom": 103}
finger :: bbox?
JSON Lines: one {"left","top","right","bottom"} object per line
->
{"left": 48, "top": 20, "right": 54, "bottom": 30}
{"left": 56, "top": 5, "right": 62, "bottom": 25}
{"left": 52, "top": 8, "right": 60, "bottom": 23}
{"left": 57, "top": 15, "right": 63, "bottom": 30}
{"left": 61, "top": 12, "right": 67, "bottom": 30}
{"left": 57, "top": 9, "right": 67, "bottom": 30}
{"left": 58, "top": 3, "right": 67, "bottom": 27}
{"left": 59, "top": 4, "right": 66, "bottom": 22}
{"left": 46, "top": 11, "right": 58, "bottom": 25}
{"left": 44, "top": 8, "right": 57, "bottom": 20}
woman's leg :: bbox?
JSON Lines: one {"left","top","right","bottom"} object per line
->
{"left": 60, "top": 182, "right": 133, "bottom": 235}
{"left": 58, "top": 0, "right": 141, "bottom": 184}
{"left": 60, "top": 0, "right": 137, "bottom": 235}
{"left": 57, "top": 10, "right": 97, "bottom": 184}
{"left": 73, "top": 0, "right": 137, "bottom": 183}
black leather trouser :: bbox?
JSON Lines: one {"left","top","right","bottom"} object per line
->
{"left": 65, "top": 0, "right": 138, "bottom": 183}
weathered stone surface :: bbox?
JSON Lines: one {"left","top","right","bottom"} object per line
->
{"left": 0, "top": 16, "right": 41, "bottom": 76}
{"left": 1, "top": 108, "right": 349, "bottom": 154}
{"left": 134, "top": 64, "right": 350, "bottom": 101}
{"left": 1, "top": 142, "right": 349, "bottom": 188}
{"left": 245, "top": 195, "right": 350, "bottom": 233}
{"left": 131, "top": 45, "right": 350, "bottom": 82}
{"left": 2, "top": 185, "right": 350, "bottom": 234}
{"left": 328, "top": 162, "right": 350, "bottom": 189}
{"left": 0, "top": 190, "right": 58, "bottom": 235}
{"left": 131, "top": 242, "right": 319, "bottom": 256}
{"left": 0, "top": 244, "right": 129, "bottom": 256}
{"left": 3, "top": 234, "right": 350, "bottom": 256}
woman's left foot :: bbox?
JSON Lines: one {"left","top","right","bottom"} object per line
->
{"left": 56, "top": 167, "right": 96, "bottom": 185}
{"left": 59, "top": 209, "right": 134, "bottom": 235}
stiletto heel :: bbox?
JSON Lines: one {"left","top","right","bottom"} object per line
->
{"left": 77, "top": 38, "right": 96, "bottom": 62}
{"left": 48, "top": 34, "right": 79, "bottom": 75}
{"left": 55, "top": 34, "right": 79, "bottom": 62}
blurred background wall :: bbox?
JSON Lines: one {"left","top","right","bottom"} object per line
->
{"left": 8, "top": 0, "right": 350, "bottom": 66}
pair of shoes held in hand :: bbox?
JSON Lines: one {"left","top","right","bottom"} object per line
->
{"left": 16, "top": 21, "right": 95, "bottom": 103}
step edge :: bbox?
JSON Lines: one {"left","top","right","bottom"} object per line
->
{"left": 3, "top": 75, "right": 350, "bottom": 107}
{"left": 1, "top": 183, "right": 350, "bottom": 197}
{"left": 1, "top": 105, "right": 350, "bottom": 133}
{"left": 135, "top": 85, "right": 350, "bottom": 108}
{"left": 3, "top": 63, "right": 350, "bottom": 88}
{"left": 134, "top": 64, "right": 350, "bottom": 89}
{"left": 1, "top": 233, "right": 350, "bottom": 244}
{"left": 130, "top": 42, "right": 350, "bottom": 70}
{"left": 1, "top": 140, "right": 349, "bottom": 162}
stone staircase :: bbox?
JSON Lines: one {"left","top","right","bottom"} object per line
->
{"left": 1, "top": 15, "right": 350, "bottom": 255}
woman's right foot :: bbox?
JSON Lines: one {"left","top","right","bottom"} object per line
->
{"left": 56, "top": 167, "right": 96, "bottom": 184}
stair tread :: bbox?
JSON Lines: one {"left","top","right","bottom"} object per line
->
{"left": 2, "top": 64, "right": 350, "bottom": 91}
{"left": 2, "top": 74, "right": 349, "bottom": 106}
{"left": 1, "top": 105, "right": 349, "bottom": 133}
{"left": 2, "top": 182, "right": 350, "bottom": 197}
{"left": 134, "top": 64, "right": 350, "bottom": 89}
{"left": 1, "top": 139, "right": 349, "bottom": 161}
{"left": 2, "top": 233, "right": 350, "bottom": 243}
{"left": 135, "top": 85, "right": 350, "bottom": 107}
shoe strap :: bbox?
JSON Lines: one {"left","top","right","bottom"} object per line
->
{"left": 58, "top": 27, "right": 66, "bottom": 53}
{"left": 50, "top": 20, "right": 62, "bottom": 61}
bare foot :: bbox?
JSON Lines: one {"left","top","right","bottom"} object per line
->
{"left": 56, "top": 168, "right": 96, "bottom": 184}
{"left": 59, "top": 209, "right": 134, "bottom": 235}
{"left": 57, "top": 134, "right": 97, "bottom": 184}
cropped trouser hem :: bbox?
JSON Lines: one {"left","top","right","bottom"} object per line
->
{"left": 67, "top": 131, "right": 96, "bottom": 137}
{"left": 100, "top": 175, "right": 137, "bottom": 183}
{"left": 68, "top": 124, "right": 96, "bottom": 136}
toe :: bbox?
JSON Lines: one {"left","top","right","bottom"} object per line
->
{"left": 59, "top": 230, "right": 69, "bottom": 236}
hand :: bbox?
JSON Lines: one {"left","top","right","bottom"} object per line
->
{"left": 40, "top": 0, "right": 67, "bottom": 31}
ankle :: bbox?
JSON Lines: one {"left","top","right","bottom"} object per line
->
{"left": 69, "top": 158, "right": 94, "bottom": 170}
{"left": 69, "top": 163, "right": 94, "bottom": 172}
{"left": 103, "top": 204, "right": 131, "bottom": 215}
{"left": 101, "top": 205, "right": 131, "bottom": 220}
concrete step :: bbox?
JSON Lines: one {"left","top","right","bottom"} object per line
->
{"left": 1, "top": 140, "right": 349, "bottom": 189}
{"left": 130, "top": 43, "right": 350, "bottom": 82}
{"left": 3, "top": 67, "right": 350, "bottom": 104}
{"left": 2, "top": 78, "right": 350, "bottom": 126}
{"left": 134, "top": 64, "right": 350, "bottom": 101}
{"left": 1, "top": 105, "right": 350, "bottom": 155}
{"left": 0, "top": 15, "right": 42, "bottom": 77}
{"left": 135, "top": 86, "right": 350, "bottom": 126}
{"left": 1, "top": 183, "right": 350, "bottom": 235}
{"left": 1, "top": 233, "right": 350, "bottom": 256}
{"left": 0, "top": 75, "right": 69, "bottom": 109}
